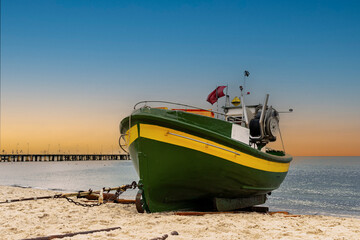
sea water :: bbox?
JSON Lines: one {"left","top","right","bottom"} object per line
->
{"left": 0, "top": 157, "right": 359, "bottom": 218}
{"left": 0, "top": 161, "right": 139, "bottom": 198}
{"left": 267, "top": 156, "right": 360, "bottom": 218}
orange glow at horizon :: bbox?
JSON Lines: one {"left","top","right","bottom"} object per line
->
{"left": 1, "top": 105, "right": 360, "bottom": 156}
{"left": 274, "top": 115, "right": 360, "bottom": 156}
{"left": 0, "top": 106, "right": 128, "bottom": 154}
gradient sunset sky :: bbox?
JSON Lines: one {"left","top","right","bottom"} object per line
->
{"left": 1, "top": 0, "right": 360, "bottom": 156}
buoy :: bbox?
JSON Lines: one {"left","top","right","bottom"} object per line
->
{"left": 231, "top": 96, "right": 241, "bottom": 106}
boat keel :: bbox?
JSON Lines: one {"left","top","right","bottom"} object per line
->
{"left": 214, "top": 195, "right": 267, "bottom": 211}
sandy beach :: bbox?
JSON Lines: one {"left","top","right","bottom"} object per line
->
{"left": 0, "top": 186, "right": 359, "bottom": 240}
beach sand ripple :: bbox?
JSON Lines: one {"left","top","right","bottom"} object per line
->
{"left": 0, "top": 186, "right": 359, "bottom": 240}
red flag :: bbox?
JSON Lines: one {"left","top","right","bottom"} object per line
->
{"left": 206, "top": 86, "right": 227, "bottom": 105}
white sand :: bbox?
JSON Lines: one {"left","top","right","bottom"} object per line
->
{"left": 0, "top": 186, "right": 359, "bottom": 240}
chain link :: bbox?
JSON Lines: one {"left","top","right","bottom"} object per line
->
{"left": 64, "top": 196, "right": 103, "bottom": 207}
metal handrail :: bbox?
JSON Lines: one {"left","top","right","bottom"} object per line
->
{"left": 118, "top": 134, "right": 129, "bottom": 154}
{"left": 133, "top": 100, "right": 227, "bottom": 117}
{"left": 167, "top": 132, "right": 240, "bottom": 156}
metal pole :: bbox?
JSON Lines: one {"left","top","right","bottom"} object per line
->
{"left": 216, "top": 85, "right": 218, "bottom": 118}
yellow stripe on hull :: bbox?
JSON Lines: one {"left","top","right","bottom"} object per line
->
{"left": 128, "top": 123, "right": 290, "bottom": 173}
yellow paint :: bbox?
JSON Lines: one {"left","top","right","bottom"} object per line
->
{"left": 127, "top": 125, "right": 139, "bottom": 146}
{"left": 231, "top": 96, "right": 241, "bottom": 106}
{"left": 128, "top": 123, "right": 290, "bottom": 173}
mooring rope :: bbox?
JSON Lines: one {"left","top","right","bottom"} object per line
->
{"left": 277, "top": 123, "right": 286, "bottom": 153}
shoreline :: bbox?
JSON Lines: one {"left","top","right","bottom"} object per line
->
{"left": 2, "top": 184, "right": 359, "bottom": 220}
{"left": 1, "top": 186, "right": 360, "bottom": 239}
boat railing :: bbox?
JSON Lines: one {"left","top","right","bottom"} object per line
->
{"left": 167, "top": 131, "right": 240, "bottom": 156}
{"left": 133, "top": 100, "right": 228, "bottom": 117}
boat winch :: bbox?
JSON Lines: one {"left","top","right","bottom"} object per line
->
{"left": 249, "top": 94, "right": 280, "bottom": 149}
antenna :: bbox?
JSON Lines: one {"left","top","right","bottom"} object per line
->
{"left": 243, "top": 70, "right": 250, "bottom": 93}
{"left": 278, "top": 109, "right": 294, "bottom": 113}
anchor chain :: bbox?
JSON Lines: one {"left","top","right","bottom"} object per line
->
{"left": 0, "top": 181, "right": 138, "bottom": 207}
{"left": 63, "top": 196, "right": 103, "bottom": 207}
{"left": 61, "top": 181, "right": 138, "bottom": 208}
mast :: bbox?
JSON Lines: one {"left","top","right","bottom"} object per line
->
{"left": 241, "top": 70, "right": 250, "bottom": 126}
{"left": 216, "top": 85, "right": 219, "bottom": 118}
{"left": 225, "top": 84, "right": 229, "bottom": 107}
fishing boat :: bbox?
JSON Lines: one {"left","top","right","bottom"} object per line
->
{"left": 119, "top": 72, "right": 293, "bottom": 213}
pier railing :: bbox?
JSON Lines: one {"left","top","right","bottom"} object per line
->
{"left": 0, "top": 154, "right": 130, "bottom": 162}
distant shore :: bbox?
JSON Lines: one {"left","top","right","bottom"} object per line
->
{"left": 1, "top": 185, "right": 359, "bottom": 240}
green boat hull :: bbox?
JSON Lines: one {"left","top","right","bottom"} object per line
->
{"left": 120, "top": 108, "right": 292, "bottom": 212}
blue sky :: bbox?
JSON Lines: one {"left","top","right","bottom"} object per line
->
{"left": 1, "top": 0, "right": 360, "bottom": 155}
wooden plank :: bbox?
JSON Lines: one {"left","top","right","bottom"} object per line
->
{"left": 22, "top": 226, "right": 121, "bottom": 240}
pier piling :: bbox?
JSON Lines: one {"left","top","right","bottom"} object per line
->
{"left": 0, "top": 154, "right": 129, "bottom": 162}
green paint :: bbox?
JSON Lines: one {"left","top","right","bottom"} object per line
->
{"left": 120, "top": 108, "right": 292, "bottom": 212}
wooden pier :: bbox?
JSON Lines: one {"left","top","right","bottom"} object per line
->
{"left": 0, "top": 154, "right": 130, "bottom": 162}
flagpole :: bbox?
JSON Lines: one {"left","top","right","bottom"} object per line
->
{"left": 225, "top": 84, "right": 229, "bottom": 115}
{"left": 216, "top": 85, "right": 218, "bottom": 118}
